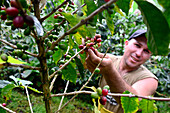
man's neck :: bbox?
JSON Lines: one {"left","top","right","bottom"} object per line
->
{"left": 119, "top": 58, "right": 139, "bottom": 76}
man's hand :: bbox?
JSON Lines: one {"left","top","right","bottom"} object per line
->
{"left": 85, "top": 48, "right": 113, "bottom": 74}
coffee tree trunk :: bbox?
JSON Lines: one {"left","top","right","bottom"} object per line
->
{"left": 37, "top": 38, "right": 51, "bottom": 113}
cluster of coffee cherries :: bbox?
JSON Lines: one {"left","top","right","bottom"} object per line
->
{"left": 91, "top": 85, "right": 110, "bottom": 105}
{"left": 0, "top": 0, "right": 34, "bottom": 28}
{"left": 78, "top": 34, "right": 102, "bottom": 54}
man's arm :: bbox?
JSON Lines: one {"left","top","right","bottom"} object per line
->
{"left": 85, "top": 49, "right": 158, "bottom": 104}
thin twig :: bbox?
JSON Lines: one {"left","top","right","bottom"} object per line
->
{"left": 49, "top": 46, "right": 86, "bottom": 80}
{"left": 49, "top": 74, "right": 59, "bottom": 92}
{"left": 25, "top": 86, "right": 33, "bottom": 113}
{"left": 51, "top": 91, "right": 170, "bottom": 101}
{"left": 0, "top": 104, "right": 16, "bottom": 113}
{"left": 58, "top": 80, "right": 70, "bottom": 113}
{"left": 55, "top": 48, "right": 110, "bottom": 113}
{"left": 2, "top": 63, "right": 40, "bottom": 70}
{"left": 41, "top": 0, "right": 70, "bottom": 22}
{"left": 0, "top": 39, "right": 38, "bottom": 57}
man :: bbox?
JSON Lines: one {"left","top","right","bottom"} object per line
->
{"left": 85, "top": 29, "right": 158, "bottom": 113}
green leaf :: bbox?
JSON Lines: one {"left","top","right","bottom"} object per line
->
{"left": 121, "top": 91, "right": 139, "bottom": 113}
{"left": 74, "top": 33, "right": 83, "bottom": 45}
{"left": 27, "top": 86, "right": 43, "bottom": 94}
{"left": 116, "top": 0, "right": 131, "bottom": 15}
{"left": 20, "top": 80, "right": 33, "bottom": 86}
{"left": 0, "top": 80, "right": 12, "bottom": 88}
{"left": 0, "top": 56, "right": 27, "bottom": 64}
{"left": 75, "top": 56, "right": 84, "bottom": 79}
{"left": 135, "top": 0, "right": 170, "bottom": 55}
{"left": 69, "top": 36, "right": 75, "bottom": 50}
{"left": 62, "top": 63, "right": 77, "bottom": 84}
{"left": 62, "top": 13, "right": 93, "bottom": 38}
{"left": 9, "top": 75, "right": 19, "bottom": 85}
{"left": 139, "top": 99, "right": 157, "bottom": 113}
{"left": 21, "top": 70, "right": 32, "bottom": 78}
{"left": 85, "top": 0, "right": 97, "bottom": 15}
{"left": 1, "top": 84, "right": 16, "bottom": 101}
{"left": 85, "top": 0, "right": 97, "bottom": 25}
{"left": 106, "top": 11, "right": 114, "bottom": 35}
{"left": 157, "top": 0, "right": 170, "bottom": 27}
{"left": 53, "top": 49, "right": 63, "bottom": 65}
{"left": 92, "top": 98, "right": 101, "bottom": 113}
{"left": 85, "top": 86, "right": 97, "bottom": 92}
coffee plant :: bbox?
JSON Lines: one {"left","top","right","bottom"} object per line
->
{"left": 0, "top": 0, "right": 170, "bottom": 113}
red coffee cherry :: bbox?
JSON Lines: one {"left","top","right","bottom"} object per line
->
{"left": 100, "top": 96, "right": 107, "bottom": 105}
{"left": 90, "top": 46, "right": 95, "bottom": 52}
{"left": 10, "top": 0, "right": 20, "bottom": 8}
{"left": 97, "top": 38, "right": 102, "bottom": 43}
{"left": 58, "top": 8, "right": 63, "bottom": 12}
{"left": 54, "top": 14, "right": 59, "bottom": 19}
{"left": 6, "top": 7, "right": 19, "bottom": 17}
{"left": 1, "top": 15, "right": 7, "bottom": 20}
{"left": 1, "top": 7, "right": 6, "bottom": 10}
{"left": 24, "top": 15, "right": 34, "bottom": 26}
{"left": 2, "top": 103, "right": 6, "bottom": 107}
{"left": 89, "top": 42, "right": 94, "bottom": 47}
{"left": 104, "top": 0, "right": 110, "bottom": 2}
{"left": 71, "top": 2, "right": 74, "bottom": 5}
{"left": 13, "top": 16, "right": 24, "bottom": 28}
{"left": 79, "top": 45, "right": 84, "bottom": 49}
{"left": 95, "top": 34, "right": 101, "bottom": 38}
{"left": 102, "top": 89, "right": 108, "bottom": 96}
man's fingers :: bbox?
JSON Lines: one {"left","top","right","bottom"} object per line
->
{"left": 87, "top": 49, "right": 101, "bottom": 64}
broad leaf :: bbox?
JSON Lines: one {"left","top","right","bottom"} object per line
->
{"left": 62, "top": 63, "right": 77, "bottom": 84}
{"left": 62, "top": 13, "right": 93, "bottom": 38}
{"left": 139, "top": 99, "right": 157, "bottom": 113}
{"left": 92, "top": 98, "right": 101, "bottom": 113}
{"left": 0, "top": 56, "right": 27, "bottom": 64}
{"left": 0, "top": 80, "right": 12, "bottom": 88}
{"left": 1, "top": 84, "right": 16, "bottom": 101}
{"left": 21, "top": 70, "right": 33, "bottom": 78}
{"left": 135, "top": 0, "right": 170, "bottom": 55}
{"left": 106, "top": 11, "right": 114, "bottom": 35}
{"left": 75, "top": 56, "right": 84, "bottom": 79}
{"left": 121, "top": 91, "right": 139, "bottom": 113}
{"left": 116, "top": 0, "right": 131, "bottom": 15}
{"left": 53, "top": 49, "right": 63, "bottom": 65}
{"left": 20, "top": 80, "right": 33, "bottom": 86}
{"left": 74, "top": 33, "right": 83, "bottom": 45}
{"left": 85, "top": 0, "right": 97, "bottom": 25}
{"left": 157, "top": 0, "right": 170, "bottom": 27}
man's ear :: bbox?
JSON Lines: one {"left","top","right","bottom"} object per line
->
{"left": 125, "top": 40, "right": 129, "bottom": 47}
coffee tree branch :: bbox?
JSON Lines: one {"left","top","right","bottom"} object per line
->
{"left": 2, "top": 63, "right": 40, "bottom": 70}
{"left": 51, "top": 91, "right": 170, "bottom": 101}
{"left": 0, "top": 39, "right": 38, "bottom": 57}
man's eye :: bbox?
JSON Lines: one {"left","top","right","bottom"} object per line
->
{"left": 135, "top": 44, "right": 140, "bottom": 48}
{"left": 144, "top": 50, "right": 149, "bottom": 53}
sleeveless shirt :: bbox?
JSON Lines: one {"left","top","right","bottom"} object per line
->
{"left": 99, "top": 55, "right": 158, "bottom": 113}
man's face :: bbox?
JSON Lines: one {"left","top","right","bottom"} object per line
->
{"left": 123, "top": 36, "right": 151, "bottom": 69}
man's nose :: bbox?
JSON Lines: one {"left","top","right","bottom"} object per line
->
{"left": 136, "top": 49, "right": 143, "bottom": 57}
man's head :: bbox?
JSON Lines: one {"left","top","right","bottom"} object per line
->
{"left": 128, "top": 29, "right": 147, "bottom": 41}
{"left": 122, "top": 29, "right": 152, "bottom": 70}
